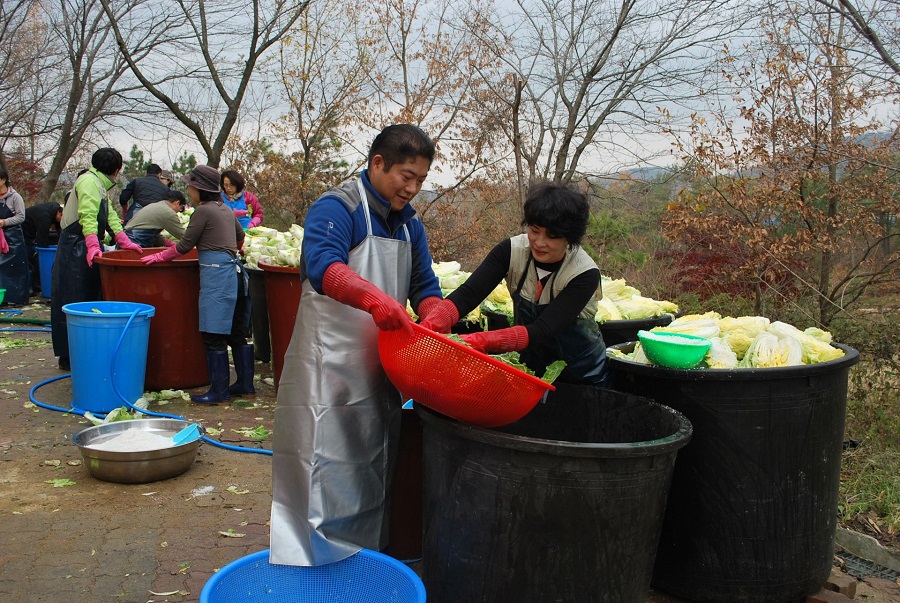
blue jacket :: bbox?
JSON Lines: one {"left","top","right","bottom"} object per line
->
{"left": 300, "top": 170, "right": 441, "bottom": 311}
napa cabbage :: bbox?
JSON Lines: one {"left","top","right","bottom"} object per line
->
{"left": 767, "top": 321, "right": 845, "bottom": 364}
{"left": 657, "top": 312, "right": 722, "bottom": 339}
{"left": 718, "top": 316, "right": 770, "bottom": 360}
{"left": 706, "top": 336, "right": 738, "bottom": 369}
{"left": 737, "top": 331, "right": 803, "bottom": 368}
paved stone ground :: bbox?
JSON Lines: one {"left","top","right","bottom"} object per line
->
{"left": 1, "top": 300, "right": 275, "bottom": 602}
{"left": 0, "top": 298, "right": 897, "bottom": 603}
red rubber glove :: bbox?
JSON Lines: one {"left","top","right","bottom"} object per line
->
{"left": 163, "top": 238, "right": 177, "bottom": 247}
{"left": 233, "top": 209, "right": 249, "bottom": 218}
{"left": 419, "top": 298, "right": 460, "bottom": 333}
{"left": 0, "top": 229, "right": 8, "bottom": 254}
{"left": 461, "top": 326, "right": 529, "bottom": 354}
{"left": 114, "top": 230, "right": 143, "bottom": 253}
{"left": 84, "top": 233, "right": 103, "bottom": 267}
{"left": 141, "top": 245, "right": 183, "bottom": 265}
{"left": 322, "top": 262, "right": 411, "bottom": 331}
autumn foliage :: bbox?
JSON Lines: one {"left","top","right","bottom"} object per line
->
{"left": 663, "top": 20, "right": 899, "bottom": 326}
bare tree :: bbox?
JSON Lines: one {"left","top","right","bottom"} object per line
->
{"left": 2, "top": 0, "right": 151, "bottom": 202}
{"left": 473, "top": 0, "right": 753, "bottom": 185}
{"left": 351, "top": 0, "right": 509, "bottom": 194}
{"left": 813, "top": 0, "right": 900, "bottom": 81}
{"left": 273, "top": 0, "right": 368, "bottom": 214}
{"left": 100, "top": 0, "right": 310, "bottom": 167}
{"left": 0, "top": 1, "right": 58, "bottom": 175}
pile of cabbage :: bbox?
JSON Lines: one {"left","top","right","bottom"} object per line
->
{"left": 608, "top": 311, "right": 845, "bottom": 369}
{"left": 242, "top": 225, "right": 304, "bottom": 269}
{"left": 596, "top": 276, "right": 679, "bottom": 322}
{"left": 418, "top": 263, "right": 679, "bottom": 327}
{"left": 407, "top": 261, "right": 514, "bottom": 328}
{"left": 166, "top": 211, "right": 305, "bottom": 269}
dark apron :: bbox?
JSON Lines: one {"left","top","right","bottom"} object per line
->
{"left": 25, "top": 238, "right": 38, "bottom": 295}
{"left": 513, "top": 256, "right": 608, "bottom": 386}
{"left": 50, "top": 199, "right": 109, "bottom": 358}
{"left": 0, "top": 202, "right": 29, "bottom": 305}
{"left": 125, "top": 228, "right": 160, "bottom": 248}
{"left": 197, "top": 249, "right": 250, "bottom": 335}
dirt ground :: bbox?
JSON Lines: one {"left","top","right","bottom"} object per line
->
{"left": 1, "top": 298, "right": 898, "bottom": 603}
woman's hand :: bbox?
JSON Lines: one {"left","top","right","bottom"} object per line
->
{"left": 460, "top": 326, "right": 529, "bottom": 354}
{"left": 141, "top": 245, "right": 182, "bottom": 265}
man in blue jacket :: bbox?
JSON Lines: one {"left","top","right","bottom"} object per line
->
{"left": 270, "top": 124, "right": 444, "bottom": 566}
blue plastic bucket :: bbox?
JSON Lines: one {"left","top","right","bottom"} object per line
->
{"left": 62, "top": 301, "right": 155, "bottom": 413}
{"left": 36, "top": 246, "right": 57, "bottom": 298}
{"left": 200, "top": 549, "right": 426, "bottom": 603}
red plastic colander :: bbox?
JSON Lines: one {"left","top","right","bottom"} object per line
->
{"left": 378, "top": 322, "right": 555, "bottom": 428}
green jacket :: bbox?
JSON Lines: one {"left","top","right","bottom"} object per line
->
{"left": 60, "top": 168, "right": 124, "bottom": 236}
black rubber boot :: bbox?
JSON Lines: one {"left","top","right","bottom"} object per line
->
{"left": 228, "top": 344, "right": 257, "bottom": 397}
{"left": 191, "top": 350, "right": 232, "bottom": 405}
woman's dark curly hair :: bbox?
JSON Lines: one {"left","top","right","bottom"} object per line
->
{"left": 522, "top": 182, "right": 590, "bottom": 246}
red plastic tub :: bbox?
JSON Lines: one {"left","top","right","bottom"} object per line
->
{"left": 96, "top": 249, "right": 208, "bottom": 390}
{"left": 259, "top": 262, "right": 301, "bottom": 389}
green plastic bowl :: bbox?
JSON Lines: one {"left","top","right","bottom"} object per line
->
{"left": 0, "top": 289, "right": 5, "bottom": 304}
{"left": 637, "top": 330, "right": 712, "bottom": 369}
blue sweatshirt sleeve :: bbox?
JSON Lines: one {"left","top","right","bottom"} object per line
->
{"left": 301, "top": 196, "right": 355, "bottom": 294}
{"left": 406, "top": 217, "right": 442, "bottom": 307}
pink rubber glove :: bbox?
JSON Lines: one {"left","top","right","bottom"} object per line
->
{"left": 141, "top": 245, "right": 183, "bottom": 265}
{"left": 460, "top": 326, "right": 529, "bottom": 354}
{"left": 84, "top": 233, "right": 103, "bottom": 267}
{"left": 419, "top": 298, "right": 460, "bottom": 333}
{"left": 322, "top": 262, "right": 411, "bottom": 331}
{"left": 0, "top": 229, "right": 8, "bottom": 254}
{"left": 248, "top": 216, "right": 262, "bottom": 228}
{"left": 233, "top": 209, "right": 249, "bottom": 218}
{"left": 163, "top": 238, "right": 177, "bottom": 247}
{"left": 114, "top": 230, "right": 143, "bottom": 253}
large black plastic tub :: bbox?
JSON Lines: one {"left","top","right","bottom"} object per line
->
{"left": 598, "top": 313, "right": 676, "bottom": 347}
{"left": 246, "top": 267, "right": 271, "bottom": 363}
{"left": 418, "top": 384, "right": 692, "bottom": 603}
{"left": 608, "top": 343, "right": 859, "bottom": 603}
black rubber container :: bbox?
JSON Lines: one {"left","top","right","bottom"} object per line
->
{"left": 598, "top": 313, "right": 676, "bottom": 347}
{"left": 418, "top": 384, "right": 692, "bottom": 603}
{"left": 608, "top": 342, "right": 860, "bottom": 603}
{"left": 246, "top": 267, "right": 271, "bottom": 363}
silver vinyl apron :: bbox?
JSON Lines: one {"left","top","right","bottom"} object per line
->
{"left": 270, "top": 179, "right": 411, "bottom": 566}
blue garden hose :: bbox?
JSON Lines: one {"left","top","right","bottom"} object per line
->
{"left": 27, "top": 308, "right": 272, "bottom": 456}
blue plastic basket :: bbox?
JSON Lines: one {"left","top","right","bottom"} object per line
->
{"left": 200, "top": 549, "right": 426, "bottom": 603}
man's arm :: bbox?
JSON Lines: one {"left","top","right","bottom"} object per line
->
{"left": 119, "top": 179, "right": 135, "bottom": 207}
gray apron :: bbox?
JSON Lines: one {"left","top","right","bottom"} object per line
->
{"left": 198, "top": 249, "right": 248, "bottom": 334}
{"left": 270, "top": 179, "right": 411, "bottom": 566}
